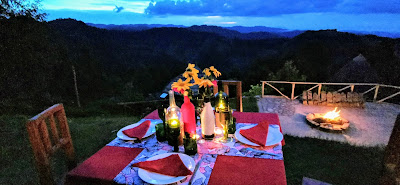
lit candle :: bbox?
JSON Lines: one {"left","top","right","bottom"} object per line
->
{"left": 215, "top": 127, "right": 223, "bottom": 135}
{"left": 218, "top": 102, "right": 225, "bottom": 110}
{"left": 169, "top": 119, "right": 180, "bottom": 128}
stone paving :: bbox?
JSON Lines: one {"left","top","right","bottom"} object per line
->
{"left": 257, "top": 96, "right": 400, "bottom": 147}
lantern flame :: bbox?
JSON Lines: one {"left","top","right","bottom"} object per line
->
{"left": 323, "top": 107, "right": 341, "bottom": 120}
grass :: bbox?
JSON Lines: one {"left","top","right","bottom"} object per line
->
{"left": 283, "top": 135, "right": 384, "bottom": 185}
{"left": 0, "top": 114, "right": 140, "bottom": 185}
{"left": 0, "top": 98, "right": 385, "bottom": 184}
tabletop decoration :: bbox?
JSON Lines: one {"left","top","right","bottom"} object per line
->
{"left": 165, "top": 90, "right": 183, "bottom": 152}
{"left": 155, "top": 122, "right": 166, "bottom": 142}
{"left": 184, "top": 133, "right": 199, "bottom": 155}
{"left": 171, "top": 63, "right": 222, "bottom": 141}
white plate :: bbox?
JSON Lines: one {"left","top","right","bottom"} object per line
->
{"left": 117, "top": 119, "right": 160, "bottom": 140}
{"left": 235, "top": 124, "right": 283, "bottom": 146}
{"left": 138, "top": 153, "right": 195, "bottom": 185}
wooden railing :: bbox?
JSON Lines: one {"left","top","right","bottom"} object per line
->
{"left": 261, "top": 81, "right": 400, "bottom": 103}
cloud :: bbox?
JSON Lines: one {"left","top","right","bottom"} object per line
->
{"left": 144, "top": 0, "right": 400, "bottom": 16}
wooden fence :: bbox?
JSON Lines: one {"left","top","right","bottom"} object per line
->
{"left": 261, "top": 81, "right": 400, "bottom": 103}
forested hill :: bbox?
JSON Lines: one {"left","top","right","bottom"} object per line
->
{"left": 1, "top": 17, "right": 399, "bottom": 113}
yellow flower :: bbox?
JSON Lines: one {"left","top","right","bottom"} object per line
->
{"left": 203, "top": 68, "right": 211, "bottom": 76}
{"left": 198, "top": 78, "right": 214, "bottom": 88}
{"left": 183, "top": 71, "right": 194, "bottom": 79}
{"left": 209, "top": 66, "right": 221, "bottom": 77}
{"left": 193, "top": 75, "right": 201, "bottom": 85}
{"left": 171, "top": 78, "right": 193, "bottom": 94}
{"left": 186, "top": 63, "right": 195, "bottom": 70}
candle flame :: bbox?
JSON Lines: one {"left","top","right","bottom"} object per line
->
{"left": 323, "top": 107, "right": 341, "bottom": 120}
{"left": 192, "top": 134, "right": 200, "bottom": 140}
{"left": 170, "top": 120, "right": 179, "bottom": 127}
{"left": 214, "top": 127, "right": 223, "bottom": 135}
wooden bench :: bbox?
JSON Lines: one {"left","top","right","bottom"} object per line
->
{"left": 302, "top": 91, "right": 365, "bottom": 108}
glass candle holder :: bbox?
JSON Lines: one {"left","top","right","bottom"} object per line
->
{"left": 184, "top": 134, "right": 198, "bottom": 155}
{"left": 155, "top": 122, "right": 166, "bottom": 142}
{"left": 167, "top": 119, "right": 181, "bottom": 152}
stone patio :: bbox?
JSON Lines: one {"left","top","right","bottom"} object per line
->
{"left": 257, "top": 97, "right": 400, "bottom": 147}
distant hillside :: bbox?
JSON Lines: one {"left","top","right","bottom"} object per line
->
{"left": 187, "top": 25, "right": 281, "bottom": 39}
{"left": 2, "top": 18, "right": 399, "bottom": 112}
{"left": 87, "top": 23, "right": 400, "bottom": 39}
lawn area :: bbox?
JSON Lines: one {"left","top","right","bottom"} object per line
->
{"left": 0, "top": 114, "right": 140, "bottom": 185}
{"left": 0, "top": 98, "right": 385, "bottom": 184}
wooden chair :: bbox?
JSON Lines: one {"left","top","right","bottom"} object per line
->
{"left": 26, "top": 104, "right": 76, "bottom": 185}
{"left": 381, "top": 114, "right": 400, "bottom": 185}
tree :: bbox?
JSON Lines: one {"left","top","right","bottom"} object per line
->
{"left": 0, "top": 0, "right": 45, "bottom": 21}
{"left": 268, "top": 60, "right": 306, "bottom": 82}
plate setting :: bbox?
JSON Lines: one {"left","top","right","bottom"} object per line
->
{"left": 234, "top": 124, "right": 283, "bottom": 146}
{"left": 117, "top": 119, "right": 160, "bottom": 140}
{"left": 137, "top": 153, "right": 195, "bottom": 184}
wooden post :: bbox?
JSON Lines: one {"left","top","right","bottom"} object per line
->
{"left": 261, "top": 82, "right": 265, "bottom": 98}
{"left": 291, "top": 83, "right": 295, "bottom": 100}
{"left": 72, "top": 66, "right": 81, "bottom": 107}
{"left": 351, "top": 85, "right": 355, "bottom": 92}
{"left": 223, "top": 84, "right": 229, "bottom": 96}
{"left": 374, "top": 85, "right": 380, "bottom": 102}
{"left": 236, "top": 81, "right": 243, "bottom": 112}
{"left": 318, "top": 84, "right": 322, "bottom": 96}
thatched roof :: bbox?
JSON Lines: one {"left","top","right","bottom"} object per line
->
{"left": 330, "top": 54, "right": 379, "bottom": 83}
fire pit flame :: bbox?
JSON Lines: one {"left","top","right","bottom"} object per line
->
{"left": 323, "top": 107, "right": 341, "bottom": 120}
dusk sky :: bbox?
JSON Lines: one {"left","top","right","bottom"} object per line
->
{"left": 42, "top": 0, "right": 400, "bottom": 32}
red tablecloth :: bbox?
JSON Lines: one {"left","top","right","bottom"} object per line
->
{"left": 66, "top": 146, "right": 143, "bottom": 185}
{"left": 208, "top": 155, "right": 287, "bottom": 185}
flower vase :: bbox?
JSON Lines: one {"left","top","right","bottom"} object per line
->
{"left": 181, "top": 95, "right": 196, "bottom": 135}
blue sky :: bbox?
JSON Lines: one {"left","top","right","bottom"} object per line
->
{"left": 42, "top": 0, "right": 400, "bottom": 32}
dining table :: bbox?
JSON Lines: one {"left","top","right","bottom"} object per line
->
{"left": 66, "top": 110, "right": 287, "bottom": 185}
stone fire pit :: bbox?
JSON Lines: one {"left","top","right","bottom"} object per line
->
{"left": 306, "top": 111, "right": 350, "bottom": 131}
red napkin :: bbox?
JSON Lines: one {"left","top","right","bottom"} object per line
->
{"left": 122, "top": 120, "right": 151, "bottom": 140}
{"left": 143, "top": 110, "right": 160, "bottom": 119}
{"left": 208, "top": 155, "right": 287, "bottom": 185}
{"left": 132, "top": 154, "right": 193, "bottom": 177}
{"left": 239, "top": 121, "right": 269, "bottom": 146}
{"left": 233, "top": 112, "right": 285, "bottom": 146}
{"left": 66, "top": 146, "right": 143, "bottom": 184}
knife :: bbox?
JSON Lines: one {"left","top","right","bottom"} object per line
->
{"left": 188, "top": 157, "right": 203, "bottom": 185}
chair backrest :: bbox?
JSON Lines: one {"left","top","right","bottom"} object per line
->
{"left": 26, "top": 104, "right": 76, "bottom": 185}
{"left": 381, "top": 113, "right": 400, "bottom": 184}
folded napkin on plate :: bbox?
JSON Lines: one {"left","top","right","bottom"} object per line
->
{"left": 239, "top": 121, "right": 269, "bottom": 146}
{"left": 132, "top": 154, "right": 193, "bottom": 177}
{"left": 122, "top": 120, "right": 151, "bottom": 140}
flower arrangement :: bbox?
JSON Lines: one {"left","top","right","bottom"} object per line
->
{"left": 171, "top": 63, "right": 221, "bottom": 97}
